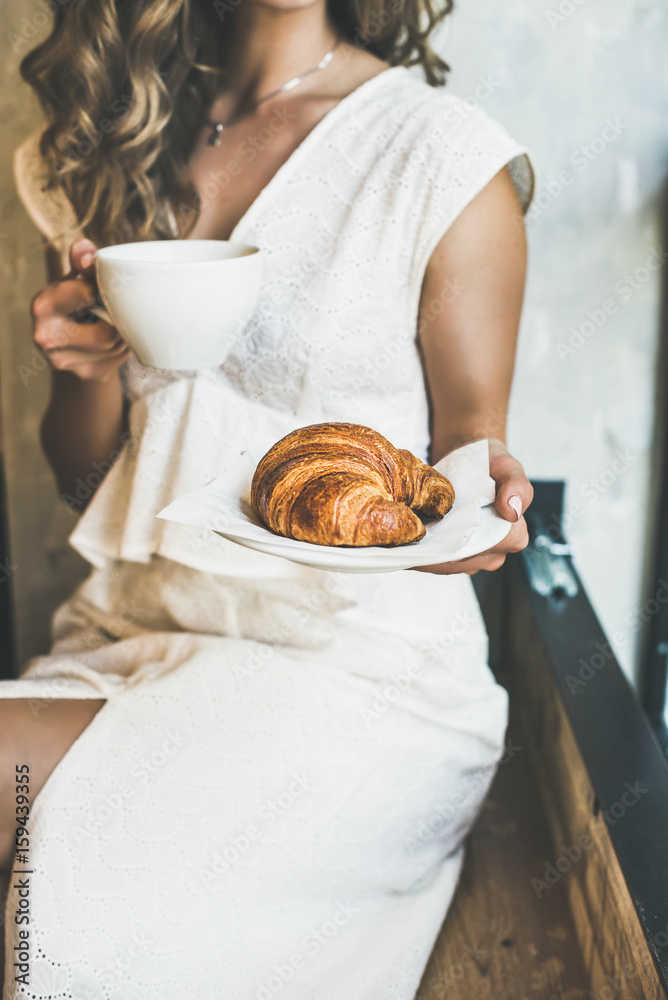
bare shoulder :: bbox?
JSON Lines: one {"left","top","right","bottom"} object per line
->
{"left": 426, "top": 165, "right": 527, "bottom": 277}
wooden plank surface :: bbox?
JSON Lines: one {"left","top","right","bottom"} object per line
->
{"left": 416, "top": 721, "right": 590, "bottom": 1000}
{"left": 505, "top": 561, "right": 668, "bottom": 999}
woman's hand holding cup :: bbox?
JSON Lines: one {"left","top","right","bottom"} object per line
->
{"left": 31, "top": 237, "right": 130, "bottom": 382}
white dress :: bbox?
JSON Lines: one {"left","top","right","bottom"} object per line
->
{"left": 5, "top": 66, "right": 535, "bottom": 1000}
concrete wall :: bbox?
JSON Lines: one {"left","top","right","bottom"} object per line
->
{"left": 1, "top": 0, "right": 89, "bottom": 672}
{"left": 2, "top": 0, "right": 667, "bottom": 682}
{"left": 438, "top": 0, "right": 668, "bottom": 681}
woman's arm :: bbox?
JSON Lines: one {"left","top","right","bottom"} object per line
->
{"left": 34, "top": 238, "right": 130, "bottom": 510}
{"left": 417, "top": 164, "right": 533, "bottom": 574}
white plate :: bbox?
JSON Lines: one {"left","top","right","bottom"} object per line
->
{"left": 214, "top": 502, "right": 511, "bottom": 573}
{"left": 157, "top": 439, "right": 512, "bottom": 574}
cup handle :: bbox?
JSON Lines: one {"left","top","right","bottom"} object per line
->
{"left": 87, "top": 304, "right": 115, "bottom": 326}
{"left": 71, "top": 301, "right": 115, "bottom": 327}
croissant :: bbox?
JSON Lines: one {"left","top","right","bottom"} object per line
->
{"left": 250, "top": 422, "right": 454, "bottom": 547}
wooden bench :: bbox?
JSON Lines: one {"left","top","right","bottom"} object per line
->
{"left": 418, "top": 490, "right": 668, "bottom": 1000}
{"left": 417, "top": 720, "right": 590, "bottom": 998}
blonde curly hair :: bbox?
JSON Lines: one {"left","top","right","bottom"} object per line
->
{"left": 20, "top": 0, "right": 453, "bottom": 248}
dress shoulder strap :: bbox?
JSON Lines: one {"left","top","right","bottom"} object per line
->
{"left": 394, "top": 85, "right": 538, "bottom": 288}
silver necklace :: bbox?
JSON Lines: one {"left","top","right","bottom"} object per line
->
{"left": 205, "top": 38, "right": 341, "bottom": 147}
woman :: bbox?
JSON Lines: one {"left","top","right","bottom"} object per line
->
{"left": 2, "top": 0, "right": 535, "bottom": 995}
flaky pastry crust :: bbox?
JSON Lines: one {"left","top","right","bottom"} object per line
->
{"left": 250, "top": 422, "right": 455, "bottom": 547}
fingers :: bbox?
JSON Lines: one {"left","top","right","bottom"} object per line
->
{"left": 46, "top": 344, "right": 131, "bottom": 381}
{"left": 414, "top": 517, "right": 529, "bottom": 575}
{"left": 488, "top": 440, "right": 534, "bottom": 522}
{"left": 42, "top": 337, "right": 128, "bottom": 365}
{"left": 502, "top": 516, "right": 529, "bottom": 554}
{"left": 31, "top": 278, "right": 98, "bottom": 321}
{"left": 30, "top": 238, "right": 126, "bottom": 383}
{"left": 31, "top": 273, "right": 122, "bottom": 359}
{"left": 415, "top": 553, "right": 503, "bottom": 575}
{"left": 34, "top": 310, "right": 121, "bottom": 355}
{"left": 69, "top": 237, "right": 98, "bottom": 278}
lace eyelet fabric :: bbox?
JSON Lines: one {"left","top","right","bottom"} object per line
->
{"left": 5, "top": 66, "right": 535, "bottom": 999}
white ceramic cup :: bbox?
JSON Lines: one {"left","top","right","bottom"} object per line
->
{"left": 94, "top": 239, "right": 263, "bottom": 370}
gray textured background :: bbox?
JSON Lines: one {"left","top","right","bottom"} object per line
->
{"left": 440, "top": 0, "right": 668, "bottom": 681}
{"left": 2, "top": 0, "right": 667, "bottom": 682}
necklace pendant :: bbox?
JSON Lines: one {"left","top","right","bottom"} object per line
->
{"left": 208, "top": 122, "right": 224, "bottom": 147}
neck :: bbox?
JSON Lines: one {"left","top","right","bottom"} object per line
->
{"left": 223, "top": 4, "right": 338, "bottom": 107}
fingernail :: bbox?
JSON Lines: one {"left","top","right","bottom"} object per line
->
{"left": 508, "top": 495, "right": 522, "bottom": 521}
{"left": 81, "top": 252, "right": 95, "bottom": 268}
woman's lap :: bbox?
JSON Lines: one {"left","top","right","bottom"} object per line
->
{"left": 1, "top": 561, "right": 508, "bottom": 998}
{"left": 2, "top": 626, "right": 506, "bottom": 999}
